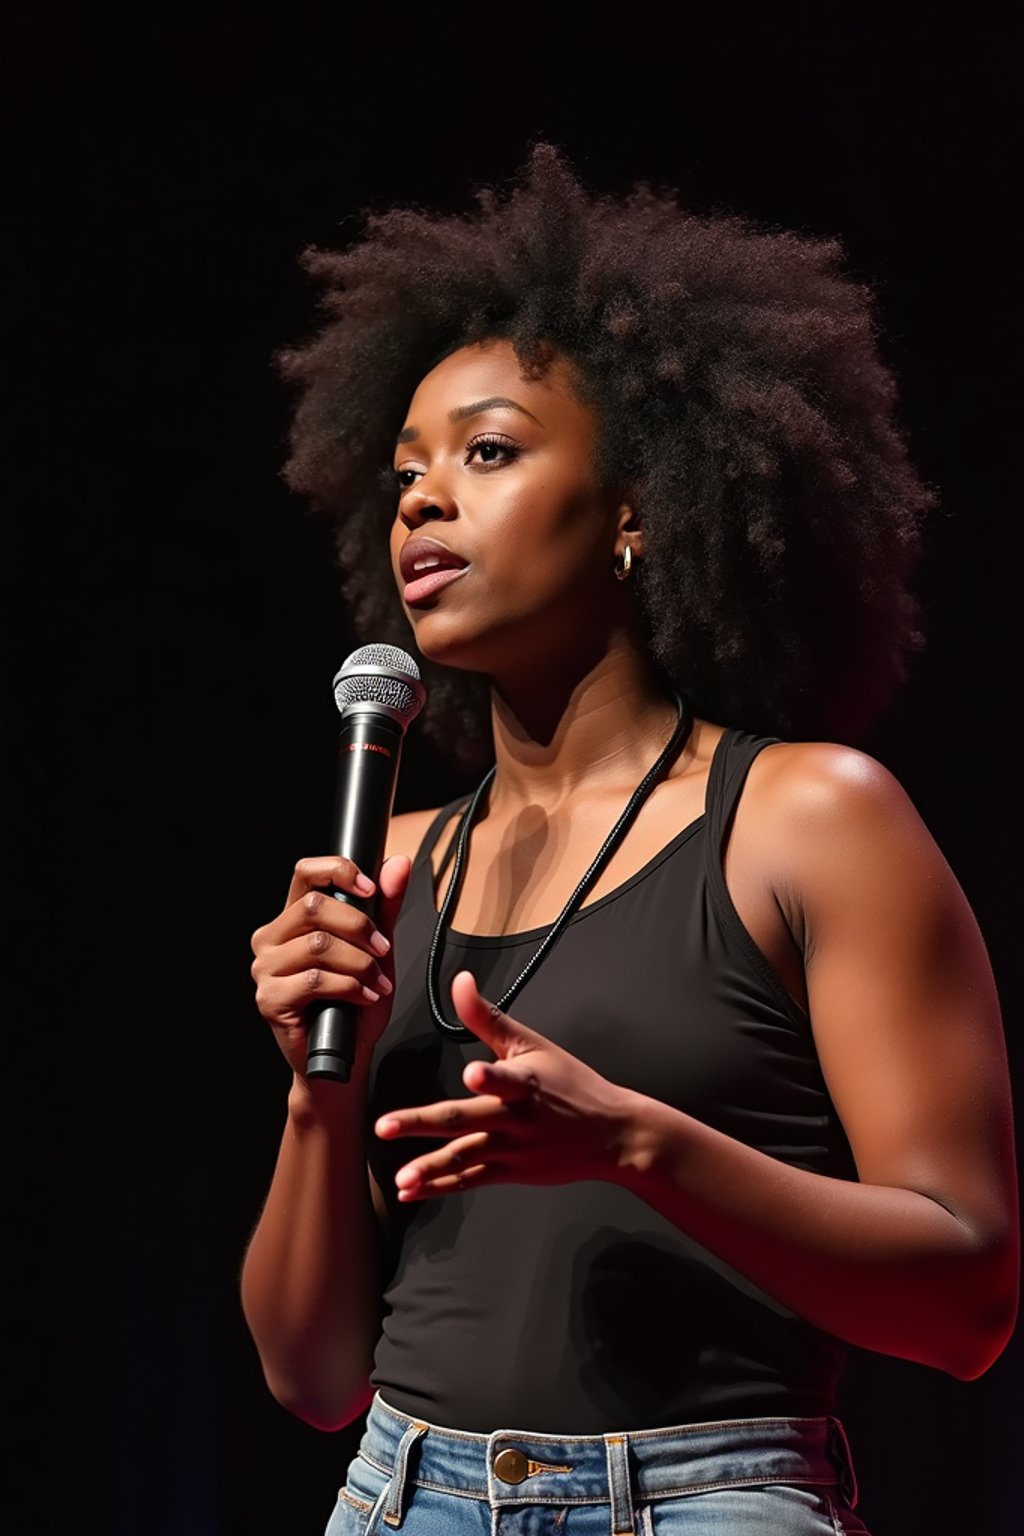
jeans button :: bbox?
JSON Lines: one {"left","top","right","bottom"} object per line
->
{"left": 493, "top": 1448, "right": 529, "bottom": 1484}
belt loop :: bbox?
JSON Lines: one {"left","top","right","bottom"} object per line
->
{"left": 382, "top": 1419, "right": 428, "bottom": 1528}
{"left": 828, "top": 1417, "right": 859, "bottom": 1509}
{"left": 603, "top": 1433, "right": 635, "bottom": 1536}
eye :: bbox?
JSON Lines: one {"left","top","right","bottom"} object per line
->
{"left": 465, "top": 432, "right": 520, "bottom": 469}
{"left": 390, "top": 432, "right": 522, "bottom": 494}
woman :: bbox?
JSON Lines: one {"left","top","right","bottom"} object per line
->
{"left": 243, "top": 146, "right": 1018, "bottom": 1535}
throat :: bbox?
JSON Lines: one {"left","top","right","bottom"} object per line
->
{"left": 431, "top": 694, "right": 698, "bottom": 940}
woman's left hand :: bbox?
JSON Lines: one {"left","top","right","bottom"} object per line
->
{"left": 374, "top": 970, "right": 639, "bottom": 1200}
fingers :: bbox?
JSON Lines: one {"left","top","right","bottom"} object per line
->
{"left": 393, "top": 1132, "right": 490, "bottom": 1202}
{"left": 375, "top": 976, "right": 551, "bottom": 1203}
{"left": 462, "top": 1058, "right": 540, "bottom": 1103}
{"left": 450, "top": 970, "right": 545, "bottom": 1057}
{"left": 284, "top": 855, "right": 375, "bottom": 910}
{"left": 253, "top": 941, "right": 389, "bottom": 1019}
{"left": 251, "top": 852, "right": 411, "bottom": 1069}
{"left": 252, "top": 903, "right": 391, "bottom": 1008}
{"left": 252, "top": 877, "right": 391, "bottom": 964}
{"left": 375, "top": 1093, "right": 509, "bottom": 1140}
{"left": 251, "top": 857, "right": 410, "bottom": 1031}
{"left": 374, "top": 1067, "right": 540, "bottom": 1207}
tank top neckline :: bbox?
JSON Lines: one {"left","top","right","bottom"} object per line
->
{"left": 421, "top": 727, "right": 736, "bottom": 950}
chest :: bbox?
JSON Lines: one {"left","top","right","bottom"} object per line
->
{"left": 374, "top": 826, "right": 833, "bottom": 1195}
{"left": 434, "top": 773, "right": 704, "bottom": 934}
{"left": 429, "top": 776, "right": 808, "bottom": 1015}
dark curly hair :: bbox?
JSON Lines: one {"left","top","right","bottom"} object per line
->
{"left": 278, "top": 143, "right": 933, "bottom": 772}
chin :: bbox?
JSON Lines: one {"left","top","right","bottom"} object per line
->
{"left": 410, "top": 613, "right": 521, "bottom": 679}
{"left": 406, "top": 615, "right": 486, "bottom": 669}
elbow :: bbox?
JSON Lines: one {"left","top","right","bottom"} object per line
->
{"left": 944, "top": 1294, "right": 1019, "bottom": 1381}
{"left": 945, "top": 1331, "right": 1015, "bottom": 1382}
{"left": 263, "top": 1367, "right": 374, "bottom": 1431}
{"left": 240, "top": 1283, "right": 379, "bottom": 1430}
{"left": 941, "top": 1239, "right": 1020, "bottom": 1381}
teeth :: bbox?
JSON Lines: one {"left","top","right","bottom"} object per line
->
{"left": 412, "top": 557, "right": 444, "bottom": 573}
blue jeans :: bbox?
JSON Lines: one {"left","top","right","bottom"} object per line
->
{"left": 324, "top": 1393, "right": 870, "bottom": 1535}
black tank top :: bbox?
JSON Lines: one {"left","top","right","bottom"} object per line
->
{"left": 366, "top": 728, "right": 858, "bottom": 1434}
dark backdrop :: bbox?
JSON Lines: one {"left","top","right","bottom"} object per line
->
{"left": 4, "top": 4, "right": 1021, "bottom": 1534}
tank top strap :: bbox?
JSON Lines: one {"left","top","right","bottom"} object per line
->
{"left": 703, "top": 726, "right": 805, "bottom": 1027}
{"left": 410, "top": 794, "right": 473, "bottom": 876}
{"left": 704, "top": 726, "right": 784, "bottom": 881}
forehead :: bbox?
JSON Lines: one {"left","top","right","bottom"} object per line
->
{"left": 403, "top": 338, "right": 592, "bottom": 430}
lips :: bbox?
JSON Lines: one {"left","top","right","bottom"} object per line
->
{"left": 398, "top": 536, "right": 469, "bottom": 585}
{"left": 398, "top": 536, "right": 471, "bottom": 606}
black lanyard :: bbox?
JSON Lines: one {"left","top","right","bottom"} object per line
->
{"left": 427, "top": 693, "right": 694, "bottom": 1039}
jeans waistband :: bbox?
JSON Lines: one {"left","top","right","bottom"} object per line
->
{"left": 360, "top": 1393, "right": 858, "bottom": 1530}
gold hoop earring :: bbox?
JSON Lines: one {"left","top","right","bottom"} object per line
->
{"left": 614, "top": 545, "right": 633, "bottom": 581}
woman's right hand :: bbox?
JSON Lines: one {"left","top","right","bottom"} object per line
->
{"left": 250, "top": 854, "right": 412, "bottom": 1080}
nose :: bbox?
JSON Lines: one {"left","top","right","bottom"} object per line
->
{"left": 399, "top": 478, "right": 457, "bottom": 530}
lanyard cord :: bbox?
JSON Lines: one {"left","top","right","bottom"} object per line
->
{"left": 427, "top": 692, "right": 694, "bottom": 1039}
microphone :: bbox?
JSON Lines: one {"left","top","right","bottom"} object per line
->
{"left": 305, "top": 644, "right": 426, "bottom": 1082}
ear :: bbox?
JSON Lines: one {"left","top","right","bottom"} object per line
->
{"left": 614, "top": 499, "right": 644, "bottom": 563}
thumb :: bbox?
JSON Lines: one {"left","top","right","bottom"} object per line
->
{"left": 375, "top": 855, "right": 411, "bottom": 948}
{"left": 450, "top": 970, "right": 544, "bottom": 1058}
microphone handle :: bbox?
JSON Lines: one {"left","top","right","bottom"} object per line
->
{"left": 306, "top": 709, "right": 404, "bottom": 1082}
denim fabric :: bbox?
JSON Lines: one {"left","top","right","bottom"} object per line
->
{"left": 324, "top": 1393, "right": 871, "bottom": 1536}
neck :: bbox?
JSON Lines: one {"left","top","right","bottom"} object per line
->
{"left": 486, "top": 638, "right": 680, "bottom": 812}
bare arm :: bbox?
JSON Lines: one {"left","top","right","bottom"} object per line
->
{"left": 240, "top": 808, "right": 440, "bottom": 1429}
{"left": 378, "top": 752, "right": 1019, "bottom": 1378}
{"left": 241, "top": 1066, "right": 383, "bottom": 1430}
{"left": 691, "top": 744, "right": 1015, "bottom": 1369}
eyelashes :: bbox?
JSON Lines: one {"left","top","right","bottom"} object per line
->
{"left": 464, "top": 431, "right": 521, "bottom": 469}
{"left": 390, "top": 432, "right": 522, "bottom": 492}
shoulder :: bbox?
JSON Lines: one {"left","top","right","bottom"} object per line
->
{"left": 734, "top": 740, "right": 955, "bottom": 938}
{"left": 741, "top": 739, "right": 922, "bottom": 844}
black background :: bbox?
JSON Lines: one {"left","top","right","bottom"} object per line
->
{"left": 3, "top": 4, "right": 1021, "bottom": 1534}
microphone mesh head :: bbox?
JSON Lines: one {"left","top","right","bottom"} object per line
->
{"left": 333, "top": 644, "right": 425, "bottom": 726}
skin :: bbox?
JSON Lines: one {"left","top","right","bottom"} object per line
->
{"left": 244, "top": 340, "right": 1018, "bottom": 1428}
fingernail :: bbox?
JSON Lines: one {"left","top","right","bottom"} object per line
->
{"left": 355, "top": 873, "right": 375, "bottom": 895}
{"left": 370, "top": 931, "right": 390, "bottom": 956}
{"left": 360, "top": 985, "right": 380, "bottom": 1003}
{"left": 395, "top": 1167, "right": 418, "bottom": 1187}
{"left": 375, "top": 974, "right": 393, "bottom": 995}
{"left": 376, "top": 1117, "right": 399, "bottom": 1136}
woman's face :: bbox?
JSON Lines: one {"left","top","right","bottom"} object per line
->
{"left": 389, "top": 338, "right": 630, "bottom": 681}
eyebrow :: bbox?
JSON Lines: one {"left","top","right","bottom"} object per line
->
{"left": 395, "top": 396, "right": 543, "bottom": 445}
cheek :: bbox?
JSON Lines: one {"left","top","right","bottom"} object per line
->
{"left": 486, "top": 480, "right": 606, "bottom": 585}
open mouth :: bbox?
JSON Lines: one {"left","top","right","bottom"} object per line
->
{"left": 399, "top": 537, "right": 470, "bottom": 606}
{"left": 402, "top": 564, "right": 470, "bottom": 606}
